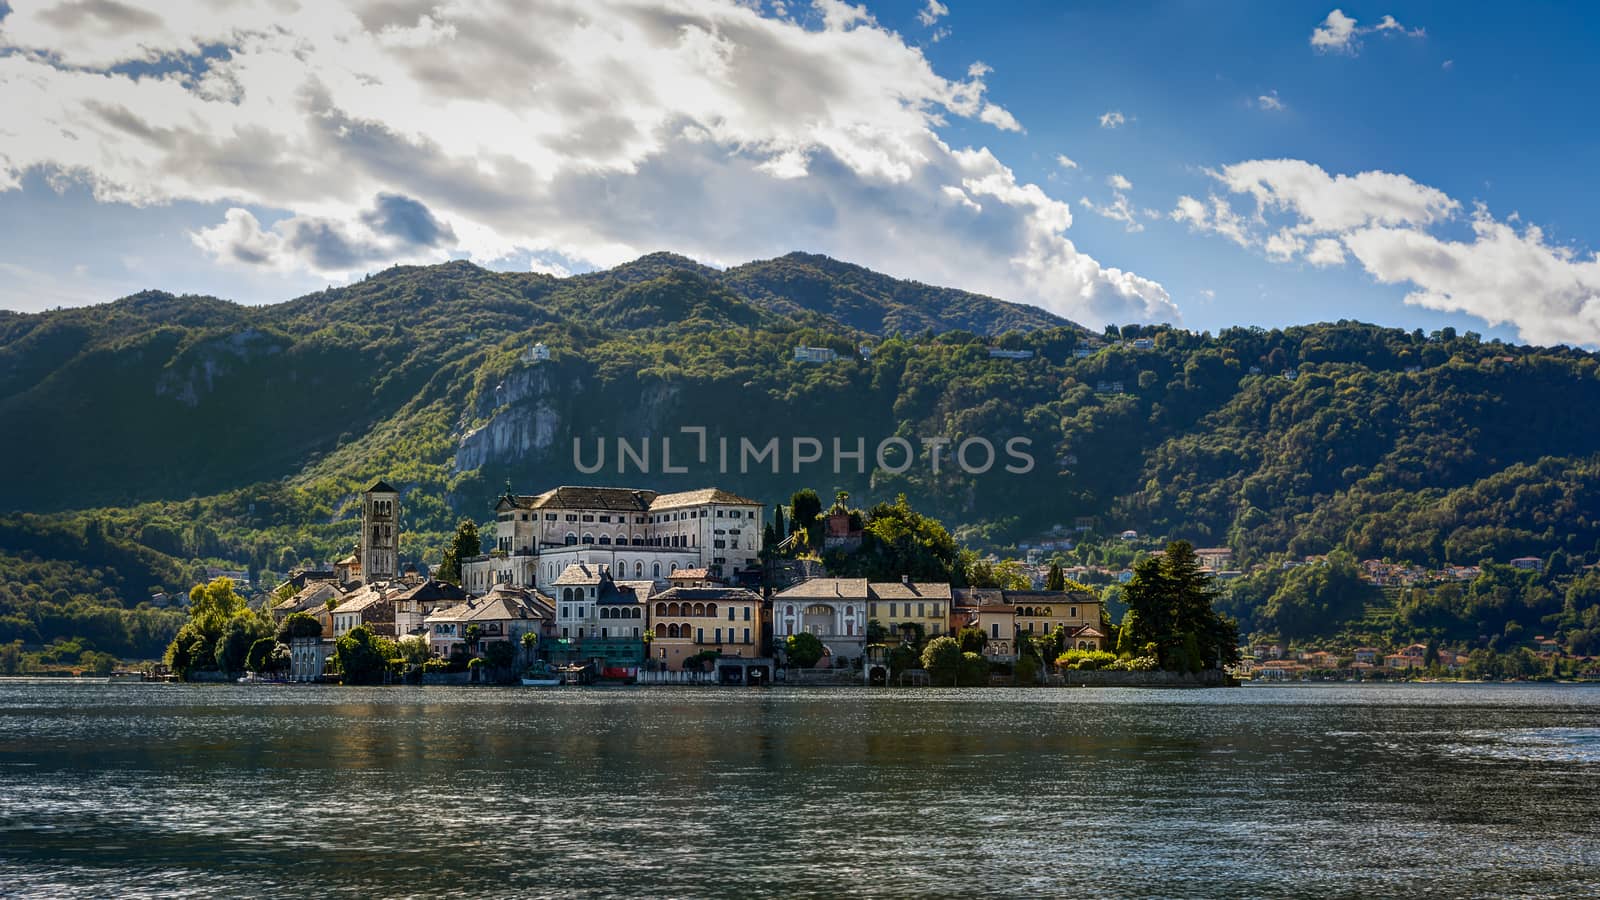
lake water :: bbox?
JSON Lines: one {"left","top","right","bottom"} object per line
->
{"left": 1, "top": 682, "right": 1597, "bottom": 898}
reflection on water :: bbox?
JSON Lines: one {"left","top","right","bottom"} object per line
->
{"left": 1, "top": 682, "right": 1597, "bottom": 897}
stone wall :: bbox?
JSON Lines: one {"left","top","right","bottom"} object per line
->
{"left": 1062, "top": 669, "right": 1233, "bottom": 687}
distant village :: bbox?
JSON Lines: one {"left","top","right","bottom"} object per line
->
{"left": 265, "top": 481, "right": 1109, "bottom": 686}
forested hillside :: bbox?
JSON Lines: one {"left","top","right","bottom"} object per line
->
{"left": 4, "top": 252, "right": 1600, "bottom": 663}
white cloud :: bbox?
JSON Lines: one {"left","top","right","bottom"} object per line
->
{"left": 1310, "top": 9, "right": 1360, "bottom": 53}
{"left": 1257, "top": 91, "right": 1285, "bottom": 111}
{"left": 1173, "top": 158, "right": 1600, "bottom": 345}
{"left": 1055, "top": 154, "right": 1078, "bottom": 170}
{"left": 1081, "top": 174, "right": 1144, "bottom": 233}
{"left": 918, "top": 0, "right": 949, "bottom": 28}
{"left": 1099, "top": 110, "right": 1126, "bottom": 129}
{"left": 0, "top": 0, "right": 1177, "bottom": 326}
{"left": 1311, "top": 9, "right": 1424, "bottom": 55}
{"left": 1305, "top": 237, "right": 1347, "bottom": 267}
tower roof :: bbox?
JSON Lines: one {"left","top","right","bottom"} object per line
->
{"left": 366, "top": 479, "right": 398, "bottom": 494}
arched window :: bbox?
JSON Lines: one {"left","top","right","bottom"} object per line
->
{"left": 666, "top": 624, "right": 678, "bottom": 638}
{"left": 615, "top": 559, "right": 625, "bottom": 575}
{"left": 653, "top": 563, "right": 661, "bottom": 577}
{"left": 635, "top": 562, "right": 643, "bottom": 577}
{"left": 633, "top": 536, "right": 644, "bottom": 546}
{"left": 670, "top": 562, "right": 679, "bottom": 573}
{"left": 666, "top": 603, "right": 680, "bottom": 617}
{"left": 616, "top": 534, "right": 627, "bottom": 546}
{"left": 692, "top": 603, "right": 705, "bottom": 617}
{"left": 581, "top": 534, "right": 594, "bottom": 544}
{"left": 706, "top": 603, "right": 718, "bottom": 617}
{"left": 785, "top": 605, "right": 794, "bottom": 616}
{"left": 599, "top": 535, "right": 611, "bottom": 545}
{"left": 632, "top": 607, "right": 641, "bottom": 619}
{"left": 565, "top": 533, "right": 577, "bottom": 546}
{"left": 656, "top": 602, "right": 667, "bottom": 616}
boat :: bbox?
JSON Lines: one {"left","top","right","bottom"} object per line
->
{"left": 520, "top": 663, "right": 563, "bottom": 687}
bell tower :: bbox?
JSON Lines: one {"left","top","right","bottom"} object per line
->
{"left": 361, "top": 480, "right": 400, "bottom": 583}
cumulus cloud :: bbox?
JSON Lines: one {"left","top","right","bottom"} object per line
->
{"left": 1099, "top": 110, "right": 1126, "bottom": 129}
{"left": 1172, "top": 159, "right": 1600, "bottom": 345}
{"left": 917, "top": 1, "right": 949, "bottom": 28}
{"left": 0, "top": 0, "right": 1172, "bottom": 326}
{"left": 1311, "top": 8, "right": 1424, "bottom": 55}
{"left": 192, "top": 192, "right": 456, "bottom": 273}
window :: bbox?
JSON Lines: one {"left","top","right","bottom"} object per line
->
{"left": 991, "top": 623, "right": 999, "bottom": 638}
{"left": 696, "top": 628, "right": 704, "bottom": 643}
{"left": 582, "top": 534, "right": 594, "bottom": 544}
{"left": 743, "top": 607, "right": 751, "bottom": 621}
{"left": 582, "top": 515, "right": 594, "bottom": 522}
{"left": 1070, "top": 607, "right": 1077, "bottom": 618}
{"left": 715, "top": 628, "right": 723, "bottom": 643}
{"left": 728, "top": 607, "right": 735, "bottom": 621}
{"left": 566, "top": 514, "right": 578, "bottom": 522}
{"left": 565, "top": 533, "right": 577, "bottom": 546}
{"left": 918, "top": 602, "right": 925, "bottom": 617}
{"left": 599, "top": 536, "right": 611, "bottom": 545}
{"left": 889, "top": 603, "right": 897, "bottom": 618}
{"left": 653, "top": 563, "right": 661, "bottom": 577}
{"left": 743, "top": 628, "right": 750, "bottom": 644}
{"left": 599, "top": 515, "right": 611, "bottom": 523}
{"left": 546, "top": 514, "right": 557, "bottom": 521}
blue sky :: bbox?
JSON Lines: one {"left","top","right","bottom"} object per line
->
{"left": 1, "top": 1, "right": 1597, "bottom": 345}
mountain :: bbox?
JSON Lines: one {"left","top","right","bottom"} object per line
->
{"left": 4, "top": 253, "right": 1600, "bottom": 661}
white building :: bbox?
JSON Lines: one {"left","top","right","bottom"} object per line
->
{"left": 772, "top": 578, "right": 868, "bottom": 663}
{"left": 462, "top": 486, "right": 765, "bottom": 593}
{"left": 793, "top": 346, "right": 839, "bottom": 363}
{"left": 521, "top": 342, "right": 550, "bottom": 363}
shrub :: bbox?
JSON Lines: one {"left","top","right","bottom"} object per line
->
{"left": 1107, "top": 655, "right": 1159, "bottom": 672}
{"left": 422, "top": 658, "right": 450, "bottom": 673}
{"left": 1056, "top": 649, "right": 1117, "bottom": 671}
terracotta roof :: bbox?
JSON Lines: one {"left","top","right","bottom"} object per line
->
{"left": 867, "top": 581, "right": 953, "bottom": 600}
{"left": 655, "top": 586, "right": 763, "bottom": 602}
{"left": 515, "top": 486, "right": 659, "bottom": 511}
{"left": 616, "top": 580, "right": 661, "bottom": 600}
{"left": 773, "top": 577, "right": 869, "bottom": 600}
{"left": 668, "top": 568, "right": 711, "bottom": 580}
{"left": 389, "top": 578, "right": 468, "bottom": 606}
{"left": 553, "top": 562, "right": 608, "bottom": 585}
{"left": 650, "top": 488, "right": 763, "bottom": 509}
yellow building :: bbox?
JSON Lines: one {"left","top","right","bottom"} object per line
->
{"left": 1007, "top": 590, "right": 1101, "bottom": 646}
{"left": 954, "top": 588, "right": 1106, "bottom": 660}
{"left": 648, "top": 586, "right": 765, "bottom": 671}
{"left": 866, "top": 579, "right": 952, "bottom": 643}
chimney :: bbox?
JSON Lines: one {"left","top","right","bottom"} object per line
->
{"left": 901, "top": 574, "right": 910, "bottom": 585}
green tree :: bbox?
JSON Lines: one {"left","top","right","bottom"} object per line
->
{"left": 483, "top": 640, "right": 517, "bottom": 670}
{"left": 921, "top": 635, "right": 962, "bottom": 685}
{"left": 1122, "top": 541, "right": 1239, "bottom": 672}
{"left": 188, "top": 577, "right": 247, "bottom": 633}
{"left": 1046, "top": 562, "right": 1066, "bottom": 591}
{"left": 436, "top": 519, "right": 481, "bottom": 585}
{"left": 276, "top": 612, "right": 323, "bottom": 642}
{"left": 785, "top": 631, "right": 825, "bottom": 668}
{"left": 790, "top": 489, "right": 822, "bottom": 537}
{"left": 0, "top": 640, "right": 21, "bottom": 675}
{"left": 956, "top": 626, "right": 987, "bottom": 655}
{"left": 245, "top": 636, "right": 278, "bottom": 673}
{"left": 335, "top": 625, "right": 392, "bottom": 685}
